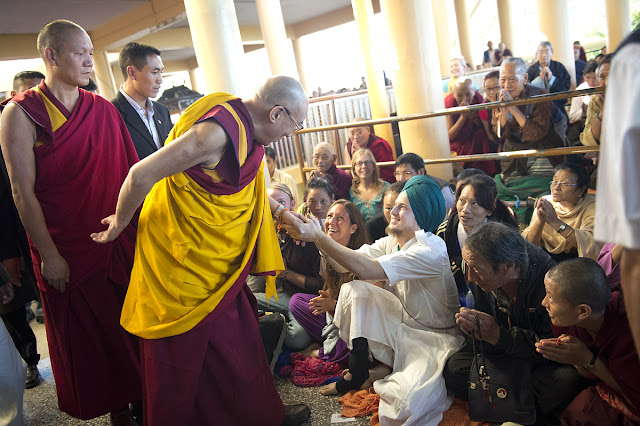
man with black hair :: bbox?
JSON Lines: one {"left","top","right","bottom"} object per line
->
{"left": 10, "top": 71, "right": 45, "bottom": 97}
{"left": 112, "top": 42, "right": 172, "bottom": 159}
{"left": 537, "top": 258, "right": 640, "bottom": 424}
{"left": 443, "top": 222, "right": 584, "bottom": 422}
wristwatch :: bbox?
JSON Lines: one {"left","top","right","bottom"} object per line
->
{"left": 583, "top": 352, "right": 597, "bottom": 371}
{"left": 557, "top": 223, "right": 568, "bottom": 234}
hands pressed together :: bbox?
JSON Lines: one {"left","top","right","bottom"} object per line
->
{"left": 536, "top": 334, "right": 593, "bottom": 367}
{"left": 536, "top": 198, "right": 561, "bottom": 228}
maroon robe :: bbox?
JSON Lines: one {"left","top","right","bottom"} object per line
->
{"left": 553, "top": 292, "right": 640, "bottom": 424}
{"left": 9, "top": 82, "right": 141, "bottom": 419}
{"left": 310, "top": 163, "right": 352, "bottom": 200}
{"left": 445, "top": 91, "right": 499, "bottom": 176}
{"left": 347, "top": 134, "right": 395, "bottom": 183}
{"left": 139, "top": 98, "right": 285, "bottom": 425}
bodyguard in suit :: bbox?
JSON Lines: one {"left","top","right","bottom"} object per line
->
{"left": 111, "top": 42, "right": 172, "bottom": 160}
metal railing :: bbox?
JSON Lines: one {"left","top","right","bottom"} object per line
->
{"left": 292, "top": 86, "right": 605, "bottom": 184}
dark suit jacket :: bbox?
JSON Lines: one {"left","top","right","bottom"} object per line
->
{"left": 111, "top": 91, "right": 173, "bottom": 160}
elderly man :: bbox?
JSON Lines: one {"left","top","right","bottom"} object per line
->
{"left": 91, "top": 75, "right": 311, "bottom": 425}
{"left": 343, "top": 117, "right": 395, "bottom": 183}
{"left": 444, "top": 222, "right": 584, "bottom": 423}
{"left": 286, "top": 176, "right": 464, "bottom": 424}
{"left": 310, "top": 142, "right": 352, "bottom": 200}
{"left": 393, "top": 153, "right": 455, "bottom": 210}
{"left": 445, "top": 77, "right": 499, "bottom": 176}
{"left": 580, "top": 54, "right": 611, "bottom": 147}
{"left": 527, "top": 41, "right": 571, "bottom": 116}
{"left": 536, "top": 258, "right": 640, "bottom": 424}
{"left": 483, "top": 41, "right": 496, "bottom": 67}
{"left": 265, "top": 145, "right": 299, "bottom": 203}
{"left": 496, "top": 57, "right": 564, "bottom": 178}
{"left": 0, "top": 20, "right": 141, "bottom": 423}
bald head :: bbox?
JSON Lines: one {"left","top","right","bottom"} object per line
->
{"left": 313, "top": 142, "right": 336, "bottom": 174}
{"left": 453, "top": 77, "right": 475, "bottom": 106}
{"left": 37, "top": 19, "right": 87, "bottom": 58}
{"left": 255, "top": 75, "right": 307, "bottom": 113}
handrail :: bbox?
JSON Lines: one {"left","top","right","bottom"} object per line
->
{"left": 301, "top": 146, "right": 600, "bottom": 172}
{"left": 297, "top": 86, "right": 605, "bottom": 133}
{"left": 294, "top": 86, "right": 604, "bottom": 184}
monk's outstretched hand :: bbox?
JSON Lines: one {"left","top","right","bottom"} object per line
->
{"left": 91, "top": 214, "right": 124, "bottom": 244}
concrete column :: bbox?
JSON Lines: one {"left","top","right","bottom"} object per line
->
{"left": 380, "top": 0, "right": 452, "bottom": 180}
{"left": 184, "top": 0, "right": 245, "bottom": 95}
{"left": 431, "top": 0, "right": 454, "bottom": 77}
{"left": 453, "top": 0, "right": 474, "bottom": 68}
{"left": 605, "top": 0, "right": 631, "bottom": 52}
{"left": 93, "top": 50, "right": 117, "bottom": 100}
{"left": 255, "top": 0, "right": 298, "bottom": 77}
{"left": 496, "top": 0, "right": 515, "bottom": 54}
{"left": 291, "top": 38, "right": 309, "bottom": 94}
{"left": 188, "top": 68, "right": 201, "bottom": 93}
{"left": 536, "top": 0, "right": 577, "bottom": 89}
{"left": 352, "top": 0, "right": 394, "bottom": 154}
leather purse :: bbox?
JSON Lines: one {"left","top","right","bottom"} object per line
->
{"left": 468, "top": 315, "right": 536, "bottom": 425}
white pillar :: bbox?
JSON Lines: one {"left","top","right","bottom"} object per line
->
{"left": 255, "top": 0, "right": 299, "bottom": 77}
{"left": 188, "top": 68, "right": 201, "bottom": 93}
{"left": 605, "top": 0, "right": 631, "bottom": 52}
{"left": 93, "top": 50, "right": 117, "bottom": 100}
{"left": 431, "top": 0, "right": 454, "bottom": 77}
{"left": 352, "top": 0, "right": 394, "bottom": 154}
{"left": 381, "top": 0, "right": 452, "bottom": 180}
{"left": 536, "top": 0, "right": 577, "bottom": 89}
{"left": 291, "top": 38, "right": 309, "bottom": 94}
{"left": 496, "top": 0, "right": 516, "bottom": 54}
{"left": 184, "top": 0, "right": 245, "bottom": 95}
{"left": 453, "top": 0, "right": 474, "bottom": 68}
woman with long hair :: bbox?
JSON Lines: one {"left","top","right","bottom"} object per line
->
{"left": 348, "top": 149, "right": 389, "bottom": 221}
{"left": 289, "top": 200, "right": 369, "bottom": 365}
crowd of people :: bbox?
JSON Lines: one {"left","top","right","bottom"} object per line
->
{"left": 0, "top": 17, "right": 639, "bottom": 426}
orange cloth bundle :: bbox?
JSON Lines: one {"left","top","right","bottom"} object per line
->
{"left": 339, "top": 389, "right": 380, "bottom": 418}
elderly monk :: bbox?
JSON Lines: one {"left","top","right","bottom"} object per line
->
{"left": 445, "top": 77, "right": 499, "bottom": 176}
{"left": 91, "top": 75, "right": 311, "bottom": 425}
{"left": 285, "top": 176, "right": 463, "bottom": 424}
{"left": 343, "top": 117, "right": 395, "bottom": 183}
{"left": 310, "top": 142, "right": 352, "bottom": 200}
{"left": 0, "top": 20, "right": 141, "bottom": 423}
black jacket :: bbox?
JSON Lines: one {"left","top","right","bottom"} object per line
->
{"left": 111, "top": 91, "right": 173, "bottom": 160}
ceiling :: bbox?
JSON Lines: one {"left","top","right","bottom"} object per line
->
{"left": 0, "top": 0, "right": 352, "bottom": 34}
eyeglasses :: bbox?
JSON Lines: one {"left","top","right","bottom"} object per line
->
{"left": 354, "top": 160, "right": 374, "bottom": 167}
{"left": 549, "top": 181, "right": 578, "bottom": 189}
{"left": 276, "top": 105, "right": 304, "bottom": 131}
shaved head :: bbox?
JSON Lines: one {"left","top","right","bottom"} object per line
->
{"left": 314, "top": 142, "right": 335, "bottom": 157}
{"left": 37, "top": 19, "right": 87, "bottom": 58}
{"left": 454, "top": 76, "right": 474, "bottom": 93}
{"left": 453, "top": 76, "right": 475, "bottom": 106}
{"left": 255, "top": 75, "right": 307, "bottom": 113}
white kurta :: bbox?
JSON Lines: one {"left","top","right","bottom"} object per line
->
{"left": 0, "top": 320, "right": 26, "bottom": 425}
{"left": 594, "top": 43, "right": 640, "bottom": 248}
{"left": 335, "top": 230, "right": 464, "bottom": 425}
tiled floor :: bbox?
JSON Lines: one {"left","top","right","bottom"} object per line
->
{"left": 22, "top": 316, "right": 371, "bottom": 425}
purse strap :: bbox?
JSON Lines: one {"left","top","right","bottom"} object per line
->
{"left": 471, "top": 314, "right": 496, "bottom": 408}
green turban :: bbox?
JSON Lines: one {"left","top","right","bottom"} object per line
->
{"left": 402, "top": 175, "right": 446, "bottom": 233}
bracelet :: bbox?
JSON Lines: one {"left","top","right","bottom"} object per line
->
{"left": 582, "top": 351, "right": 598, "bottom": 371}
{"left": 272, "top": 204, "right": 285, "bottom": 221}
{"left": 277, "top": 207, "right": 288, "bottom": 225}
{"left": 596, "top": 112, "right": 602, "bottom": 121}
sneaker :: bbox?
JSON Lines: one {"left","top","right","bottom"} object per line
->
{"left": 25, "top": 364, "right": 41, "bottom": 389}
{"left": 259, "top": 313, "right": 286, "bottom": 373}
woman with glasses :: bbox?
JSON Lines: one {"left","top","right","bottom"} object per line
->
{"left": 522, "top": 162, "right": 601, "bottom": 261}
{"left": 348, "top": 149, "right": 390, "bottom": 222}
{"left": 436, "top": 173, "right": 518, "bottom": 305}
{"left": 343, "top": 118, "right": 395, "bottom": 183}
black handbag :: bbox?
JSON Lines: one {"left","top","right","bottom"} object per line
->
{"left": 468, "top": 315, "right": 536, "bottom": 425}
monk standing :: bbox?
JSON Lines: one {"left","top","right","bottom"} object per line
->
{"left": 0, "top": 20, "right": 141, "bottom": 423}
{"left": 92, "top": 76, "right": 311, "bottom": 425}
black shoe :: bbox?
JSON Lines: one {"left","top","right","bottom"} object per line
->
{"left": 25, "top": 364, "right": 41, "bottom": 389}
{"left": 282, "top": 403, "right": 311, "bottom": 425}
{"left": 259, "top": 313, "right": 286, "bottom": 373}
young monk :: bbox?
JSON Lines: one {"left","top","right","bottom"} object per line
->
{"left": 537, "top": 258, "right": 640, "bottom": 424}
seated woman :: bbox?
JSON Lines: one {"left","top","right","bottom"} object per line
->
{"left": 437, "top": 174, "right": 518, "bottom": 305}
{"left": 289, "top": 200, "right": 369, "bottom": 365}
{"left": 253, "top": 183, "right": 324, "bottom": 351}
{"left": 348, "top": 149, "right": 390, "bottom": 222}
{"left": 365, "top": 181, "right": 406, "bottom": 242}
{"left": 522, "top": 162, "right": 602, "bottom": 261}
{"left": 343, "top": 118, "right": 395, "bottom": 183}
{"left": 297, "top": 177, "right": 334, "bottom": 222}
